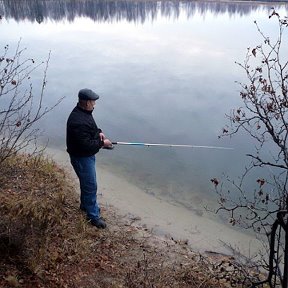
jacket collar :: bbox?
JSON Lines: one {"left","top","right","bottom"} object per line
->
{"left": 76, "top": 104, "right": 93, "bottom": 115}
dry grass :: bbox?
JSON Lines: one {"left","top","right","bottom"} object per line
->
{"left": 0, "top": 153, "right": 257, "bottom": 287}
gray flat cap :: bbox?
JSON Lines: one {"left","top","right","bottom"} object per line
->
{"left": 78, "top": 88, "right": 100, "bottom": 100}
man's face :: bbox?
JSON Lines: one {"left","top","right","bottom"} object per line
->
{"left": 87, "top": 100, "right": 96, "bottom": 111}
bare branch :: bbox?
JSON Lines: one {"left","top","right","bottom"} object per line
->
{"left": 213, "top": 11, "right": 288, "bottom": 285}
{"left": 0, "top": 41, "right": 63, "bottom": 165}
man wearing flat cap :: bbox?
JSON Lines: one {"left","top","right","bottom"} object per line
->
{"left": 66, "top": 88, "right": 112, "bottom": 228}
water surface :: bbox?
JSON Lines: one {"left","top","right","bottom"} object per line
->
{"left": 1, "top": 0, "right": 287, "bottom": 218}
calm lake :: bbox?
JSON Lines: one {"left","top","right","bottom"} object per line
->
{"left": 1, "top": 0, "right": 288, "bottom": 219}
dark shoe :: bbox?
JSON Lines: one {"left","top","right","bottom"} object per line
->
{"left": 90, "top": 218, "right": 107, "bottom": 229}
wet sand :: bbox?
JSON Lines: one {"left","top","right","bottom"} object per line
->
{"left": 98, "top": 165, "right": 261, "bottom": 255}
{"left": 48, "top": 147, "right": 261, "bottom": 256}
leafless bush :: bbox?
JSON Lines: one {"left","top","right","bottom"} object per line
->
{"left": 212, "top": 10, "right": 288, "bottom": 287}
{"left": 0, "top": 41, "right": 63, "bottom": 165}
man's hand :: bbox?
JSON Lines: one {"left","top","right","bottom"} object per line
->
{"left": 99, "top": 132, "right": 106, "bottom": 141}
{"left": 100, "top": 132, "right": 113, "bottom": 149}
{"left": 103, "top": 138, "right": 113, "bottom": 149}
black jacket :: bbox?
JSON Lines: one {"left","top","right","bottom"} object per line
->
{"left": 66, "top": 105, "right": 103, "bottom": 157}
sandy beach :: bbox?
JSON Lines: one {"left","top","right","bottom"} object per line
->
{"left": 47, "top": 147, "right": 261, "bottom": 257}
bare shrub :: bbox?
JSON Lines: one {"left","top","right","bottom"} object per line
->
{"left": 212, "top": 11, "right": 288, "bottom": 287}
{"left": 0, "top": 41, "right": 63, "bottom": 165}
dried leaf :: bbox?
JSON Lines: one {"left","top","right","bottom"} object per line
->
{"left": 210, "top": 178, "right": 219, "bottom": 187}
{"left": 257, "top": 178, "right": 265, "bottom": 187}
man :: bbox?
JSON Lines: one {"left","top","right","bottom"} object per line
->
{"left": 66, "top": 88, "right": 112, "bottom": 229}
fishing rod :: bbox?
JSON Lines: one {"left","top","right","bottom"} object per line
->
{"left": 105, "top": 141, "right": 233, "bottom": 150}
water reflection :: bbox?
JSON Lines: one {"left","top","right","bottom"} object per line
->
{"left": 1, "top": 0, "right": 287, "bottom": 229}
{"left": 0, "top": 0, "right": 287, "bottom": 23}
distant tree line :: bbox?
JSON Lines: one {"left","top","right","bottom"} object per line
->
{"left": 0, "top": 0, "right": 287, "bottom": 23}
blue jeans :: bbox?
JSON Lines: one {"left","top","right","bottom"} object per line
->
{"left": 70, "top": 155, "right": 100, "bottom": 220}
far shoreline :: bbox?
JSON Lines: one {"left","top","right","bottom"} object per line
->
{"left": 116, "top": 0, "right": 288, "bottom": 4}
